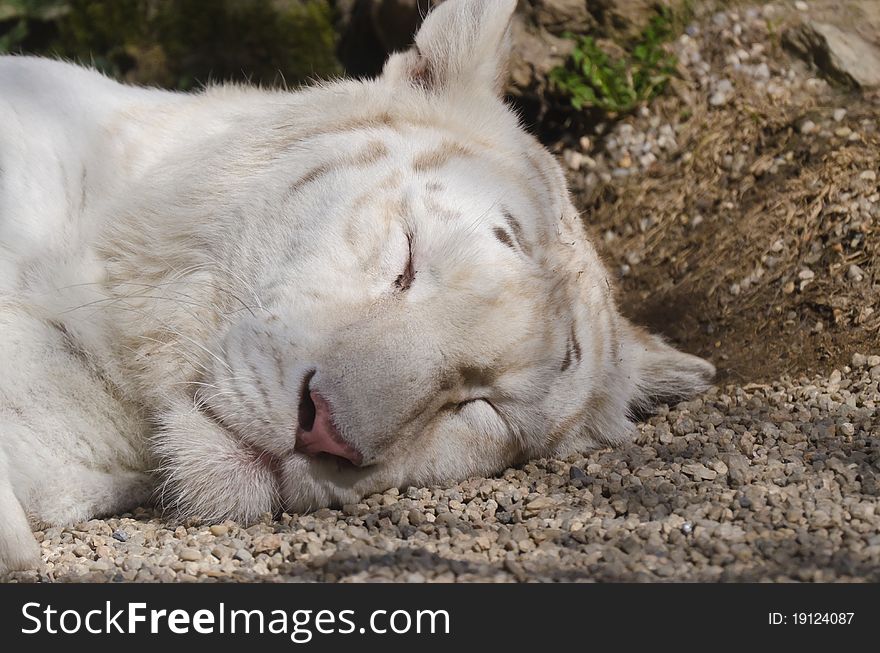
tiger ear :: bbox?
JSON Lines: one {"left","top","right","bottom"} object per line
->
{"left": 622, "top": 322, "right": 716, "bottom": 418}
{"left": 382, "top": 0, "right": 517, "bottom": 95}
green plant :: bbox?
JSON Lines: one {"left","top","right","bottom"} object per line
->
{"left": 550, "top": 8, "right": 679, "bottom": 115}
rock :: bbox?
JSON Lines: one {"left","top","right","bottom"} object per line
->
{"left": 111, "top": 530, "right": 128, "bottom": 542}
{"left": 408, "top": 509, "right": 425, "bottom": 526}
{"left": 682, "top": 463, "right": 718, "bottom": 481}
{"left": 253, "top": 534, "right": 282, "bottom": 553}
{"left": 524, "top": 496, "right": 557, "bottom": 513}
{"left": 511, "top": 524, "right": 530, "bottom": 543}
{"left": 639, "top": 152, "right": 657, "bottom": 168}
{"left": 342, "top": 503, "right": 366, "bottom": 517}
{"left": 233, "top": 548, "right": 253, "bottom": 562}
{"left": 852, "top": 353, "right": 867, "bottom": 367}
{"left": 179, "top": 548, "right": 201, "bottom": 562}
{"left": 711, "top": 460, "right": 729, "bottom": 476}
{"left": 569, "top": 466, "right": 587, "bottom": 482}
{"left": 799, "top": 119, "right": 817, "bottom": 134}
{"left": 709, "top": 79, "right": 734, "bottom": 106}
{"left": 833, "top": 108, "right": 847, "bottom": 121}
{"left": 812, "top": 509, "right": 832, "bottom": 528}
{"left": 504, "top": 559, "right": 528, "bottom": 581}
{"left": 851, "top": 502, "right": 875, "bottom": 520}
{"left": 724, "top": 454, "right": 750, "bottom": 487}
{"left": 563, "top": 149, "right": 585, "bottom": 171}
{"left": 848, "top": 264, "right": 865, "bottom": 282}
{"left": 209, "top": 525, "right": 229, "bottom": 537}
{"left": 784, "top": 21, "right": 880, "bottom": 88}
{"left": 123, "top": 557, "right": 143, "bottom": 572}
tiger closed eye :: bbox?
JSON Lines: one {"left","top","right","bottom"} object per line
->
{"left": 394, "top": 234, "right": 415, "bottom": 291}
{"left": 451, "top": 398, "right": 496, "bottom": 413}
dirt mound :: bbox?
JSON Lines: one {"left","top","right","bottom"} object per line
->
{"left": 561, "top": 2, "right": 879, "bottom": 383}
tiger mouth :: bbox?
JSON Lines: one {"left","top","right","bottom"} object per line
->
{"left": 195, "top": 400, "right": 286, "bottom": 479}
{"left": 193, "top": 372, "right": 365, "bottom": 478}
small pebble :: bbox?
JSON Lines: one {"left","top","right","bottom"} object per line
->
{"left": 179, "top": 548, "right": 201, "bottom": 562}
{"left": 848, "top": 264, "right": 865, "bottom": 282}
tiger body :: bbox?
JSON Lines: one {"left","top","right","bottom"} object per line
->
{"left": 0, "top": 0, "right": 713, "bottom": 572}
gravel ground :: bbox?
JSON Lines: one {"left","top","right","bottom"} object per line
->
{"left": 5, "top": 355, "right": 878, "bottom": 583}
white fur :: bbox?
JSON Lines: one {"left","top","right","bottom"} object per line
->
{"left": 0, "top": 0, "right": 713, "bottom": 572}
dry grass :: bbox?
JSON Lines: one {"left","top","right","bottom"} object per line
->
{"left": 573, "top": 37, "right": 878, "bottom": 382}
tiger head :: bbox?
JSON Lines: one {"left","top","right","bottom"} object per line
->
{"left": 129, "top": 0, "right": 714, "bottom": 519}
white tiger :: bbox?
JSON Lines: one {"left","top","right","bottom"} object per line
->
{"left": 0, "top": 0, "right": 714, "bottom": 573}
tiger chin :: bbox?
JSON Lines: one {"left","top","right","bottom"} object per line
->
{"left": 0, "top": 0, "right": 714, "bottom": 573}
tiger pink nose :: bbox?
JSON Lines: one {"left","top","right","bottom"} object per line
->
{"left": 295, "top": 390, "right": 363, "bottom": 466}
